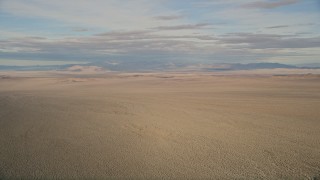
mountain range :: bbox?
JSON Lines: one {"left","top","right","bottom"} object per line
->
{"left": 0, "top": 62, "right": 319, "bottom": 72}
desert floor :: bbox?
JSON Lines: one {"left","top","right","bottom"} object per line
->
{"left": 0, "top": 72, "right": 320, "bottom": 179}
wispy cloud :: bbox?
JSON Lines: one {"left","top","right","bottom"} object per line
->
{"left": 265, "top": 23, "right": 315, "bottom": 29}
{"left": 241, "top": 0, "right": 301, "bottom": 9}
{"left": 266, "top": 25, "right": 290, "bottom": 29}
{"left": 72, "top": 27, "right": 89, "bottom": 32}
{"left": 154, "top": 23, "right": 212, "bottom": 31}
{"left": 1, "top": 30, "right": 319, "bottom": 65}
{"left": 154, "top": 15, "right": 184, "bottom": 21}
{"left": 219, "top": 33, "right": 320, "bottom": 49}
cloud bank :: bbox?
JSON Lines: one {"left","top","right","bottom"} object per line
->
{"left": 0, "top": 0, "right": 319, "bottom": 66}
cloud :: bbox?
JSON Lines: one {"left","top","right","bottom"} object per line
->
{"left": 241, "top": 0, "right": 301, "bottom": 9}
{"left": 0, "top": 32, "right": 215, "bottom": 57}
{"left": 297, "top": 23, "right": 315, "bottom": 26}
{"left": 266, "top": 25, "right": 290, "bottom": 29}
{"left": 219, "top": 33, "right": 320, "bottom": 49}
{"left": 209, "top": 5, "right": 318, "bottom": 35}
{"left": 72, "top": 27, "right": 89, "bottom": 32}
{"left": 94, "top": 30, "right": 154, "bottom": 37}
{"left": 154, "top": 23, "right": 212, "bottom": 31}
{"left": 265, "top": 23, "right": 315, "bottom": 29}
{"left": 154, "top": 15, "right": 183, "bottom": 21}
{"left": 1, "top": 30, "right": 320, "bottom": 65}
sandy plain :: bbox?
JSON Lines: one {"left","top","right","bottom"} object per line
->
{"left": 0, "top": 71, "right": 320, "bottom": 179}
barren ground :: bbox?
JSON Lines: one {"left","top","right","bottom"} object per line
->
{"left": 0, "top": 72, "right": 319, "bottom": 179}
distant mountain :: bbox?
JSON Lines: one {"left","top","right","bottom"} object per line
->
{"left": 0, "top": 62, "right": 318, "bottom": 72}
{"left": 86, "top": 60, "right": 182, "bottom": 72}
{"left": 295, "top": 63, "right": 320, "bottom": 68}
{"left": 205, "top": 63, "right": 298, "bottom": 71}
{"left": 87, "top": 62, "right": 312, "bottom": 72}
{"left": 0, "top": 64, "right": 105, "bottom": 72}
{"left": 0, "top": 64, "right": 73, "bottom": 71}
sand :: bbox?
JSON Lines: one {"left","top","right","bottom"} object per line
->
{"left": 0, "top": 72, "right": 320, "bottom": 179}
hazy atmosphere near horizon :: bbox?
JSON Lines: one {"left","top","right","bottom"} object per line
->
{"left": 1, "top": 0, "right": 320, "bottom": 179}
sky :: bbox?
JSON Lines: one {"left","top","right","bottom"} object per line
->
{"left": 0, "top": 0, "right": 320, "bottom": 66}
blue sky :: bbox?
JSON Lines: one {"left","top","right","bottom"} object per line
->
{"left": 0, "top": 0, "right": 319, "bottom": 66}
